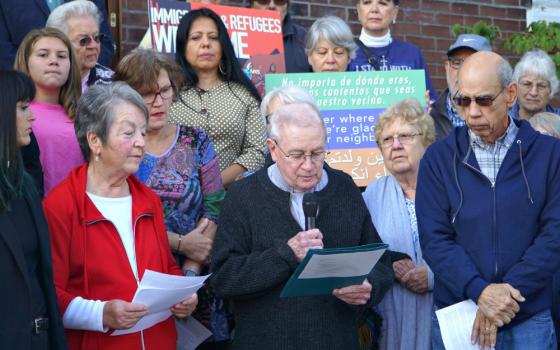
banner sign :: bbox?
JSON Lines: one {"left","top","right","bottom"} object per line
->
{"left": 146, "top": 1, "right": 285, "bottom": 95}
{"left": 265, "top": 70, "right": 427, "bottom": 186}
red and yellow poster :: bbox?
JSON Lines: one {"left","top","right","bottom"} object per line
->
{"left": 146, "top": 1, "right": 285, "bottom": 94}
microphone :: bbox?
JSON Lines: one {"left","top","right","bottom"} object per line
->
{"left": 302, "top": 193, "right": 319, "bottom": 231}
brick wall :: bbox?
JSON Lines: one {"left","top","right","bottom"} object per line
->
{"left": 119, "top": 0, "right": 528, "bottom": 93}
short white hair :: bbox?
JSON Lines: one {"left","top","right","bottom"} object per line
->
{"left": 513, "top": 49, "right": 559, "bottom": 97}
{"left": 260, "top": 86, "right": 318, "bottom": 118}
{"left": 305, "top": 16, "right": 357, "bottom": 60}
{"left": 46, "top": 0, "right": 101, "bottom": 35}
{"left": 268, "top": 103, "right": 325, "bottom": 144}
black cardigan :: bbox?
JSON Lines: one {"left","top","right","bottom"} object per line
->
{"left": 211, "top": 165, "right": 393, "bottom": 350}
{"left": 0, "top": 184, "right": 68, "bottom": 349}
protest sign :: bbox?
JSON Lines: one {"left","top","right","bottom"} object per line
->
{"left": 145, "top": 0, "right": 285, "bottom": 95}
{"left": 266, "top": 70, "right": 426, "bottom": 186}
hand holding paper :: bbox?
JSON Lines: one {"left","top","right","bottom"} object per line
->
{"left": 103, "top": 300, "right": 148, "bottom": 330}
{"left": 171, "top": 294, "right": 198, "bottom": 319}
{"left": 332, "top": 279, "right": 372, "bottom": 305}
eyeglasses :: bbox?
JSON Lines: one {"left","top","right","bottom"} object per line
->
{"left": 75, "top": 33, "right": 104, "bottom": 47}
{"left": 255, "top": 0, "right": 288, "bottom": 5}
{"left": 272, "top": 139, "right": 327, "bottom": 164}
{"left": 143, "top": 85, "right": 174, "bottom": 105}
{"left": 380, "top": 133, "right": 423, "bottom": 149}
{"left": 518, "top": 80, "right": 550, "bottom": 93}
{"left": 453, "top": 87, "right": 505, "bottom": 108}
{"left": 448, "top": 57, "right": 465, "bottom": 70}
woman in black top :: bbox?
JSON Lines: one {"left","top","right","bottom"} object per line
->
{"left": 0, "top": 70, "right": 68, "bottom": 350}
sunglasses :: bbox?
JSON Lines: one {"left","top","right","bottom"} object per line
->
{"left": 453, "top": 87, "right": 505, "bottom": 107}
{"left": 255, "top": 0, "right": 288, "bottom": 5}
{"left": 76, "top": 33, "right": 104, "bottom": 47}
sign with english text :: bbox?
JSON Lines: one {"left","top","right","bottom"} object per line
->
{"left": 146, "top": 0, "right": 285, "bottom": 95}
{"left": 265, "top": 70, "right": 426, "bottom": 187}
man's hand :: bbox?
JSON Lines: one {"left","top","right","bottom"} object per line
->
{"left": 471, "top": 309, "right": 498, "bottom": 349}
{"left": 333, "top": 280, "right": 372, "bottom": 305}
{"left": 103, "top": 300, "right": 148, "bottom": 330}
{"left": 401, "top": 266, "right": 429, "bottom": 294}
{"left": 478, "top": 283, "right": 525, "bottom": 326}
{"left": 287, "top": 229, "right": 323, "bottom": 262}
{"left": 178, "top": 219, "right": 211, "bottom": 263}
{"left": 393, "top": 259, "right": 415, "bottom": 282}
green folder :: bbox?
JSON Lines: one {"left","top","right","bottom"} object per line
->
{"left": 280, "top": 243, "right": 388, "bottom": 298}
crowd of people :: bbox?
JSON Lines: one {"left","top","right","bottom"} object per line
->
{"left": 1, "top": 0, "right": 559, "bottom": 350}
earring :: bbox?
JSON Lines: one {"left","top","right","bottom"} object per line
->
{"left": 95, "top": 153, "right": 100, "bottom": 162}
{"left": 219, "top": 61, "right": 226, "bottom": 75}
{"left": 393, "top": 18, "right": 396, "bottom": 24}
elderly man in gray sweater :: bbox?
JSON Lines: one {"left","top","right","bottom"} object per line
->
{"left": 211, "top": 102, "right": 393, "bottom": 350}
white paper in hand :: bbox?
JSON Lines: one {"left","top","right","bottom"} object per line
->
{"left": 112, "top": 270, "right": 209, "bottom": 336}
{"left": 435, "top": 299, "right": 479, "bottom": 350}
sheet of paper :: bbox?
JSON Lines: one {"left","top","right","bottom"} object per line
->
{"left": 298, "top": 248, "right": 386, "bottom": 279}
{"left": 435, "top": 299, "right": 479, "bottom": 350}
{"left": 176, "top": 317, "right": 212, "bottom": 350}
{"left": 112, "top": 271, "right": 209, "bottom": 336}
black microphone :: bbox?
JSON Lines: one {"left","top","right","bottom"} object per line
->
{"left": 302, "top": 193, "right": 319, "bottom": 231}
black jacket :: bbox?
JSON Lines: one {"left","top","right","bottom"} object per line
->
{"left": 282, "top": 14, "right": 310, "bottom": 73}
{"left": 429, "top": 88, "right": 453, "bottom": 141}
{"left": 0, "top": 185, "right": 68, "bottom": 350}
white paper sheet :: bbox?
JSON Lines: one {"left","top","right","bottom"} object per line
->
{"left": 176, "top": 317, "right": 212, "bottom": 350}
{"left": 435, "top": 299, "right": 480, "bottom": 350}
{"left": 298, "top": 248, "right": 386, "bottom": 279}
{"left": 112, "top": 270, "right": 209, "bottom": 336}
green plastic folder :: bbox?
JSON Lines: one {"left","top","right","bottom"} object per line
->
{"left": 280, "top": 243, "right": 388, "bottom": 298}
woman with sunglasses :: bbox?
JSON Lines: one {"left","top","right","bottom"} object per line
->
{"left": 349, "top": 0, "right": 437, "bottom": 102}
{"left": 171, "top": 8, "right": 266, "bottom": 188}
{"left": 0, "top": 69, "right": 68, "bottom": 350}
{"left": 250, "top": 0, "right": 310, "bottom": 73}
{"left": 47, "top": 0, "right": 113, "bottom": 92}
{"left": 15, "top": 28, "right": 84, "bottom": 195}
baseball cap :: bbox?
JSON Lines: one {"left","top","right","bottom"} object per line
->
{"left": 447, "top": 34, "right": 492, "bottom": 56}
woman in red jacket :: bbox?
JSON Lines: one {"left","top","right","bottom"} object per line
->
{"left": 43, "top": 82, "right": 198, "bottom": 350}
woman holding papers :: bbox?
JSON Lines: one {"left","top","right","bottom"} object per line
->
{"left": 43, "top": 83, "right": 197, "bottom": 350}
{"left": 0, "top": 70, "right": 68, "bottom": 350}
{"left": 362, "top": 99, "right": 436, "bottom": 350}
{"left": 114, "top": 49, "right": 229, "bottom": 347}
{"left": 305, "top": 16, "right": 357, "bottom": 73}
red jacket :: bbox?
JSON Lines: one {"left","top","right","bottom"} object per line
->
{"left": 43, "top": 164, "right": 182, "bottom": 350}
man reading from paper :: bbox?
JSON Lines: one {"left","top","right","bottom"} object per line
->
{"left": 210, "top": 102, "right": 393, "bottom": 350}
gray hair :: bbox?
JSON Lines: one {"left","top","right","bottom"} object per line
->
{"left": 268, "top": 103, "right": 326, "bottom": 143}
{"left": 375, "top": 98, "right": 436, "bottom": 147}
{"left": 529, "top": 112, "right": 560, "bottom": 138}
{"left": 46, "top": 0, "right": 101, "bottom": 34}
{"left": 75, "top": 82, "right": 148, "bottom": 161}
{"left": 513, "top": 49, "right": 559, "bottom": 97}
{"left": 260, "top": 86, "right": 318, "bottom": 120}
{"left": 497, "top": 57, "right": 514, "bottom": 90}
{"left": 305, "top": 16, "right": 357, "bottom": 60}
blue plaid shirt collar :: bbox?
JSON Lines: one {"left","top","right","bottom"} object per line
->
{"left": 446, "top": 92, "right": 467, "bottom": 128}
{"left": 468, "top": 117, "right": 518, "bottom": 150}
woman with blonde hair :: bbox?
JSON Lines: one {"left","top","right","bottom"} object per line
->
{"left": 15, "top": 27, "right": 84, "bottom": 195}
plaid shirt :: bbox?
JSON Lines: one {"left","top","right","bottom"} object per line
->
{"left": 468, "top": 118, "right": 519, "bottom": 184}
{"left": 446, "top": 92, "right": 467, "bottom": 128}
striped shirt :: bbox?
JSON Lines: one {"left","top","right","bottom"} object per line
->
{"left": 468, "top": 118, "right": 518, "bottom": 184}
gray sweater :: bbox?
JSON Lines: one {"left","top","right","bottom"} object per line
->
{"left": 210, "top": 166, "right": 394, "bottom": 350}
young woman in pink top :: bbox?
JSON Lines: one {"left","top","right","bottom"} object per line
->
{"left": 15, "top": 28, "right": 84, "bottom": 195}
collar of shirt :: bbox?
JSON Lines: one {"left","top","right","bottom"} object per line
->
{"left": 268, "top": 163, "right": 328, "bottom": 230}
{"left": 468, "top": 116, "right": 519, "bottom": 151}
{"left": 446, "top": 92, "right": 466, "bottom": 128}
